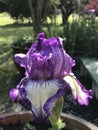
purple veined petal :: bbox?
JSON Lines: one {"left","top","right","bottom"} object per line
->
{"left": 14, "top": 32, "right": 75, "bottom": 79}
{"left": 63, "top": 73, "right": 93, "bottom": 106}
{"left": 18, "top": 87, "right": 32, "bottom": 110}
{"left": 14, "top": 53, "right": 26, "bottom": 68}
{"left": 10, "top": 78, "right": 68, "bottom": 121}
{"left": 25, "top": 78, "right": 68, "bottom": 120}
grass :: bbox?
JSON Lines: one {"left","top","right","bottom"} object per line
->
{"left": 0, "top": 13, "right": 14, "bottom": 26}
{"left": 0, "top": 13, "right": 33, "bottom": 104}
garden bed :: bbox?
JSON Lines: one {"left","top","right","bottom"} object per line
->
{"left": 63, "top": 90, "right": 98, "bottom": 127}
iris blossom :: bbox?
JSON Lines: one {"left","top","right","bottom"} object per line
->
{"left": 10, "top": 32, "right": 92, "bottom": 121}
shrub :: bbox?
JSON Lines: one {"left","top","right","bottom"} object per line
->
{"left": 12, "top": 34, "right": 34, "bottom": 49}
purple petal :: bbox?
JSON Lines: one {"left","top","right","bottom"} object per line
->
{"left": 14, "top": 54, "right": 26, "bottom": 68}
{"left": 9, "top": 88, "right": 19, "bottom": 101}
{"left": 14, "top": 32, "right": 75, "bottom": 79}
{"left": 38, "top": 32, "right": 45, "bottom": 39}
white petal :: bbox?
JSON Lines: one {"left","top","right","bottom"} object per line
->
{"left": 25, "top": 79, "right": 59, "bottom": 118}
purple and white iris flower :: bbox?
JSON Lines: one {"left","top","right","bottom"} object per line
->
{"left": 10, "top": 32, "right": 92, "bottom": 121}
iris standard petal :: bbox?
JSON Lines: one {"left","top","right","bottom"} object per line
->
{"left": 10, "top": 78, "right": 68, "bottom": 120}
{"left": 63, "top": 74, "right": 92, "bottom": 106}
{"left": 14, "top": 32, "right": 75, "bottom": 79}
{"left": 14, "top": 53, "right": 26, "bottom": 68}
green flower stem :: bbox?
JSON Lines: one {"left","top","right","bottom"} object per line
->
{"left": 49, "top": 97, "right": 66, "bottom": 130}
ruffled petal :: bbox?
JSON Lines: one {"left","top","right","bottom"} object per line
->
{"left": 63, "top": 73, "right": 92, "bottom": 106}
{"left": 14, "top": 32, "right": 75, "bottom": 79}
{"left": 14, "top": 53, "right": 26, "bottom": 68}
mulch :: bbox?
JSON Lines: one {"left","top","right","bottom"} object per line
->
{"left": 63, "top": 87, "right": 98, "bottom": 127}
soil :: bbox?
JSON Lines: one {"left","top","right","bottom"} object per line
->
{"left": 0, "top": 120, "right": 69, "bottom": 130}
{"left": 63, "top": 90, "right": 98, "bottom": 127}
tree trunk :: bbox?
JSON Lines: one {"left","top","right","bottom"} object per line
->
{"left": 28, "top": 0, "right": 42, "bottom": 36}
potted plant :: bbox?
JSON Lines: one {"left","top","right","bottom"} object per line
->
{"left": 12, "top": 34, "right": 34, "bottom": 76}
{"left": 0, "top": 32, "right": 94, "bottom": 130}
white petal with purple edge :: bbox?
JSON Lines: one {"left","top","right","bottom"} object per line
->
{"left": 24, "top": 79, "right": 60, "bottom": 119}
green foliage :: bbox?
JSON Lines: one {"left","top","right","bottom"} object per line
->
{"left": 22, "top": 123, "right": 36, "bottom": 130}
{"left": 12, "top": 34, "right": 34, "bottom": 49}
{"left": 5, "top": 0, "right": 57, "bottom": 36}
{"left": 46, "top": 20, "right": 63, "bottom": 38}
{"left": 49, "top": 97, "right": 65, "bottom": 130}
{"left": 60, "top": 0, "right": 79, "bottom": 24}
{"left": 0, "top": 1, "right": 8, "bottom": 12}
{"left": 63, "top": 14, "right": 98, "bottom": 58}
{"left": 7, "top": 0, "right": 30, "bottom": 20}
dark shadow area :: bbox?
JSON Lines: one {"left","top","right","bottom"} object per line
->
{"left": 63, "top": 89, "right": 98, "bottom": 127}
{"left": 0, "top": 22, "right": 32, "bottom": 28}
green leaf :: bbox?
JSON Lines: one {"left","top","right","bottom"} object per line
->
{"left": 49, "top": 97, "right": 65, "bottom": 130}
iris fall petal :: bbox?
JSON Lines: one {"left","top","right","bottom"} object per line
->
{"left": 63, "top": 74, "right": 92, "bottom": 105}
{"left": 10, "top": 78, "right": 68, "bottom": 120}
